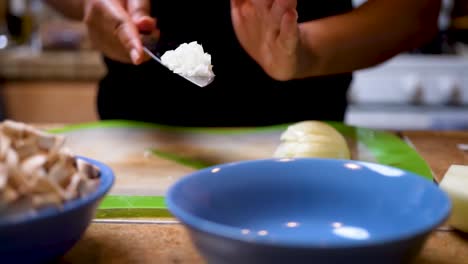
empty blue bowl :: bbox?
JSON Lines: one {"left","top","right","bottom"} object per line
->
{"left": 167, "top": 158, "right": 451, "bottom": 264}
{"left": 0, "top": 157, "right": 114, "bottom": 264}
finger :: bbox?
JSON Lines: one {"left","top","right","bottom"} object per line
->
{"left": 279, "top": 9, "right": 298, "bottom": 53}
{"left": 241, "top": 2, "right": 257, "bottom": 20}
{"left": 272, "top": 0, "right": 297, "bottom": 25}
{"left": 282, "top": 0, "right": 297, "bottom": 10}
{"left": 271, "top": 0, "right": 289, "bottom": 25}
{"left": 105, "top": 0, "right": 143, "bottom": 65}
{"left": 251, "top": 0, "right": 273, "bottom": 20}
{"left": 137, "top": 23, "right": 159, "bottom": 63}
{"left": 232, "top": 1, "right": 256, "bottom": 22}
{"left": 251, "top": 0, "right": 274, "bottom": 10}
{"left": 266, "top": 0, "right": 288, "bottom": 42}
{"left": 136, "top": 16, "right": 156, "bottom": 33}
{"left": 108, "top": 0, "right": 145, "bottom": 65}
{"left": 101, "top": 0, "right": 144, "bottom": 64}
{"left": 231, "top": 0, "right": 247, "bottom": 20}
{"left": 88, "top": 26, "right": 132, "bottom": 63}
{"left": 231, "top": 0, "right": 244, "bottom": 9}
{"left": 230, "top": 0, "right": 244, "bottom": 38}
{"left": 114, "top": 18, "right": 144, "bottom": 64}
{"left": 85, "top": 0, "right": 143, "bottom": 64}
{"left": 231, "top": 0, "right": 258, "bottom": 56}
{"left": 127, "top": 0, "right": 151, "bottom": 22}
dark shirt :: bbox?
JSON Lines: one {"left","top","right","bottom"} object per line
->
{"left": 98, "top": 0, "right": 353, "bottom": 127}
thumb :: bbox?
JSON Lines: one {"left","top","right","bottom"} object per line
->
{"left": 127, "top": 0, "right": 156, "bottom": 32}
{"left": 114, "top": 15, "right": 144, "bottom": 64}
{"left": 84, "top": 0, "right": 143, "bottom": 64}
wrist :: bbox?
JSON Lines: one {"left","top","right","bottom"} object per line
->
{"left": 293, "top": 24, "right": 321, "bottom": 79}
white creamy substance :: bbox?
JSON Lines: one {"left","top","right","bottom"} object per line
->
{"left": 160, "top": 41, "right": 214, "bottom": 78}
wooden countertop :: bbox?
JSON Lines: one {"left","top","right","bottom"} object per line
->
{"left": 59, "top": 130, "right": 468, "bottom": 264}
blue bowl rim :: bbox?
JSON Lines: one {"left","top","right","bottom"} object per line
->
{"left": 0, "top": 156, "right": 115, "bottom": 228}
{"left": 166, "top": 157, "right": 452, "bottom": 249}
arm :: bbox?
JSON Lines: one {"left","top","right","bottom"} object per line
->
{"left": 43, "top": 0, "right": 84, "bottom": 20}
{"left": 299, "top": 0, "right": 441, "bottom": 77}
{"left": 231, "top": 0, "right": 441, "bottom": 80}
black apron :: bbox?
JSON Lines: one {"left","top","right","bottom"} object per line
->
{"left": 98, "top": 0, "right": 353, "bottom": 127}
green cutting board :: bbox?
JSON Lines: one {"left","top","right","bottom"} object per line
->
{"left": 49, "top": 120, "right": 432, "bottom": 219}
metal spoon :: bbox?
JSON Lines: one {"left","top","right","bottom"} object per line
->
{"left": 141, "top": 33, "right": 215, "bottom": 87}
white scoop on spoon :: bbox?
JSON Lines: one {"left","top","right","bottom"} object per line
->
{"left": 141, "top": 33, "right": 215, "bottom": 88}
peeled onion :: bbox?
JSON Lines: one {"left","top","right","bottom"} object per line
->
{"left": 439, "top": 165, "right": 468, "bottom": 233}
{"left": 273, "top": 121, "right": 350, "bottom": 159}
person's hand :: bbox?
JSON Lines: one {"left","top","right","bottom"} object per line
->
{"left": 231, "top": 0, "right": 303, "bottom": 81}
{"left": 84, "top": 0, "right": 159, "bottom": 65}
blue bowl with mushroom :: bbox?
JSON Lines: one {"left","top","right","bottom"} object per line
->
{"left": 167, "top": 158, "right": 451, "bottom": 264}
{"left": 0, "top": 157, "right": 114, "bottom": 264}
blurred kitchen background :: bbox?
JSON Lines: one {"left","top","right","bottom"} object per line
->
{"left": 0, "top": 0, "right": 467, "bottom": 130}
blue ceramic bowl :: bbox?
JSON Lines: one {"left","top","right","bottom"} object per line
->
{"left": 167, "top": 158, "right": 451, "bottom": 264}
{"left": 0, "top": 157, "right": 114, "bottom": 264}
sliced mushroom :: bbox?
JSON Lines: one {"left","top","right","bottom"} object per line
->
{"left": 2, "top": 120, "right": 26, "bottom": 138}
{"left": 5, "top": 149, "right": 19, "bottom": 168}
{"left": 8, "top": 169, "right": 29, "bottom": 194}
{"left": 78, "top": 176, "right": 99, "bottom": 197}
{"left": 77, "top": 159, "right": 101, "bottom": 179}
{"left": 0, "top": 163, "right": 7, "bottom": 190}
{"left": 36, "top": 134, "right": 56, "bottom": 150}
{"left": 30, "top": 176, "right": 66, "bottom": 200}
{"left": 0, "top": 120, "right": 100, "bottom": 213}
{"left": 32, "top": 193, "right": 63, "bottom": 209}
{"left": 44, "top": 152, "right": 60, "bottom": 172}
{"left": 14, "top": 136, "right": 40, "bottom": 160}
{"left": 37, "top": 132, "right": 65, "bottom": 152}
{"left": 0, "top": 132, "right": 12, "bottom": 160}
{"left": 64, "top": 172, "right": 82, "bottom": 200}
{"left": 48, "top": 154, "right": 76, "bottom": 187}
{"left": 35, "top": 168, "right": 47, "bottom": 178}
{"left": 21, "top": 154, "right": 48, "bottom": 176}
{"left": 0, "top": 185, "right": 19, "bottom": 205}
